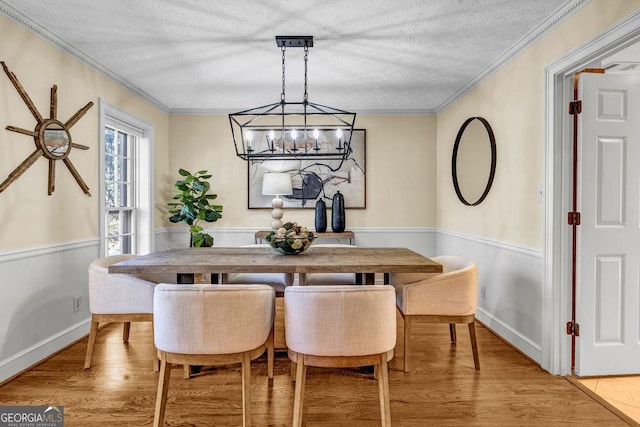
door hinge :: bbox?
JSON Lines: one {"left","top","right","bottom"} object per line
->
{"left": 569, "top": 100, "right": 582, "bottom": 115}
{"left": 566, "top": 321, "right": 580, "bottom": 336}
{"left": 567, "top": 211, "right": 581, "bottom": 225}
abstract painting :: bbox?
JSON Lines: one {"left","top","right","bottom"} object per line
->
{"left": 248, "top": 129, "right": 366, "bottom": 209}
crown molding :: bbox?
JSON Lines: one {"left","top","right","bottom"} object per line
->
{"left": 435, "top": 0, "right": 591, "bottom": 113}
{"left": 0, "top": 1, "right": 170, "bottom": 113}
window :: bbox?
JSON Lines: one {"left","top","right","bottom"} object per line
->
{"left": 99, "top": 100, "right": 154, "bottom": 257}
{"left": 104, "top": 125, "right": 137, "bottom": 255}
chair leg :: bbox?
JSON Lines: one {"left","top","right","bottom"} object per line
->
{"left": 292, "top": 354, "right": 307, "bottom": 427}
{"left": 183, "top": 364, "right": 191, "bottom": 379}
{"left": 378, "top": 352, "right": 391, "bottom": 427}
{"left": 241, "top": 351, "right": 252, "bottom": 427}
{"left": 84, "top": 319, "right": 99, "bottom": 369}
{"left": 449, "top": 323, "right": 457, "bottom": 344}
{"left": 298, "top": 273, "right": 307, "bottom": 286}
{"left": 403, "top": 316, "right": 412, "bottom": 373}
{"left": 468, "top": 321, "right": 480, "bottom": 370}
{"left": 291, "top": 361, "right": 296, "bottom": 382}
{"left": 123, "top": 322, "right": 131, "bottom": 342}
{"left": 151, "top": 319, "right": 159, "bottom": 372}
{"left": 153, "top": 354, "right": 172, "bottom": 427}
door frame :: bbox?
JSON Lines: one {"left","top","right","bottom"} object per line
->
{"left": 543, "top": 10, "right": 640, "bottom": 375}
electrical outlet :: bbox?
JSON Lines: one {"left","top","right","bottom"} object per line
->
{"left": 480, "top": 284, "right": 486, "bottom": 299}
{"left": 73, "top": 296, "right": 82, "bottom": 313}
{"left": 537, "top": 184, "right": 544, "bottom": 202}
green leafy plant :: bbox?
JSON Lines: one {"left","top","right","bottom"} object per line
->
{"left": 168, "top": 168, "right": 223, "bottom": 247}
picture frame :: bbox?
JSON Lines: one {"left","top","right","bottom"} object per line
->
{"left": 248, "top": 129, "right": 366, "bottom": 209}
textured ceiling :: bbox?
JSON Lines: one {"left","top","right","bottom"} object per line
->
{"left": 1, "top": 0, "right": 579, "bottom": 113}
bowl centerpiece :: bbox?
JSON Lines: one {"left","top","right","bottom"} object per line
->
{"left": 265, "top": 222, "right": 315, "bottom": 255}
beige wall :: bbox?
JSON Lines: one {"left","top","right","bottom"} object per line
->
{"left": 0, "top": 15, "right": 170, "bottom": 252}
{"left": 436, "top": 0, "right": 640, "bottom": 249}
{"left": 167, "top": 114, "right": 437, "bottom": 229}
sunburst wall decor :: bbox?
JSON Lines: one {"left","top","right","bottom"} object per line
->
{"left": 0, "top": 61, "right": 93, "bottom": 195}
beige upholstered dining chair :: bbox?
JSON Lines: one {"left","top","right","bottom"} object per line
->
{"left": 85, "top": 254, "right": 176, "bottom": 370}
{"left": 152, "top": 283, "right": 275, "bottom": 427}
{"left": 285, "top": 285, "right": 396, "bottom": 427}
{"left": 389, "top": 255, "right": 479, "bottom": 373}
{"left": 298, "top": 244, "right": 359, "bottom": 285}
{"left": 221, "top": 244, "right": 293, "bottom": 294}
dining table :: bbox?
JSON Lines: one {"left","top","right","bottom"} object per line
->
{"left": 108, "top": 246, "right": 443, "bottom": 284}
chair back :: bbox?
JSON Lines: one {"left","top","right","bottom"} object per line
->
{"left": 436, "top": 255, "right": 475, "bottom": 274}
{"left": 154, "top": 284, "right": 274, "bottom": 355}
{"left": 89, "top": 254, "right": 158, "bottom": 314}
{"left": 284, "top": 285, "right": 396, "bottom": 357}
{"left": 399, "top": 255, "right": 477, "bottom": 316}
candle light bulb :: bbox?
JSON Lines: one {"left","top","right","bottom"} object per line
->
{"left": 336, "top": 129, "right": 343, "bottom": 139}
{"left": 313, "top": 128, "right": 320, "bottom": 151}
{"left": 291, "top": 129, "right": 298, "bottom": 139}
{"left": 268, "top": 130, "right": 276, "bottom": 151}
{"left": 246, "top": 130, "right": 253, "bottom": 151}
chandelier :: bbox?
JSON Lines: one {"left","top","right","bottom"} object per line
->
{"left": 229, "top": 36, "right": 356, "bottom": 161}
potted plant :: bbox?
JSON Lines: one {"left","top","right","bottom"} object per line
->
{"left": 168, "top": 168, "right": 223, "bottom": 247}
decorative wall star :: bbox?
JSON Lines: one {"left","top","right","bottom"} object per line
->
{"left": 1, "top": 61, "right": 93, "bottom": 195}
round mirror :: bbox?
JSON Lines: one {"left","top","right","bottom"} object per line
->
{"left": 39, "top": 119, "right": 71, "bottom": 159}
{"left": 452, "top": 117, "right": 496, "bottom": 206}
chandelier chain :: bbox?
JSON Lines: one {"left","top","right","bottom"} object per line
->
{"left": 281, "top": 45, "right": 286, "bottom": 102}
{"left": 303, "top": 43, "right": 309, "bottom": 104}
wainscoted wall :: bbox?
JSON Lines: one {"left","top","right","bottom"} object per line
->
{"left": 437, "top": 228, "right": 543, "bottom": 363}
{"left": 0, "top": 227, "right": 541, "bottom": 383}
{"left": 0, "top": 240, "right": 98, "bottom": 382}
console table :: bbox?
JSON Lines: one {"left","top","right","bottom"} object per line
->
{"left": 254, "top": 230, "right": 354, "bottom": 245}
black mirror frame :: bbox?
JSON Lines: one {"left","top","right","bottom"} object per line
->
{"left": 451, "top": 116, "right": 497, "bottom": 206}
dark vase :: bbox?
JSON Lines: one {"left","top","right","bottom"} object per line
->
{"left": 314, "top": 199, "right": 327, "bottom": 232}
{"left": 331, "top": 191, "right": 346, "bottom": 232}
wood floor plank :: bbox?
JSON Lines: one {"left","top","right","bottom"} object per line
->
{"left": 0, "top": 315, "right": 629, "bottom": 426}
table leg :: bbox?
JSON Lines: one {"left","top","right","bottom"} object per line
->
{"left": 365, "top": 273, "right": 375, "bottom": 285}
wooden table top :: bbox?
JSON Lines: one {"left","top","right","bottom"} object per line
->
{"left": 108, "top": 247, "right": 442, "bottom": 275}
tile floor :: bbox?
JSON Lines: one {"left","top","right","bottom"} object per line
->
{"left": 577, "top": 375, "right": 640, "bottom": 424}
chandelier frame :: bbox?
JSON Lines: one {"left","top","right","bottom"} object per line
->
{"left": 229, "top": 36, "right": 357, "bottom": 162}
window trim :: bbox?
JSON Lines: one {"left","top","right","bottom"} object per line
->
{"left": 98, "top": 99, "right": 154, "bottom": 257}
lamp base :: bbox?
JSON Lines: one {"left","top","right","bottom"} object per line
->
{"left": 271, "top": 197, "right": 285, "bottom": 230}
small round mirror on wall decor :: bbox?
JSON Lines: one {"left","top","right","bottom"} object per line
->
{"left": 451, "top": 116, "right": 497, "bottom": 206}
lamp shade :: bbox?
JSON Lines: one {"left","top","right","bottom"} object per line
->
{"left": 262, "top": 172, "right": 293, "bottom": 196}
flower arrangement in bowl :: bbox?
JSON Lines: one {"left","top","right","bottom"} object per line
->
{"left": 265, "top": 222, "right": 315, "bottom": 255}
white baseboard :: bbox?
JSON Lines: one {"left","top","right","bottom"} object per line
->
{"left": 476, "top": 307, "right": 542, "bottom": 364}
{"left": 0, "top": 319, "right": 91, "bottom": 383}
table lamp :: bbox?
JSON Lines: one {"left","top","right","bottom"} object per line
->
{"left": 262, "top": 172, "right": 293, "bottom": 229}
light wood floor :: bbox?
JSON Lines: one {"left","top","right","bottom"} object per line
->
{"left": 576, "top": 376, "right": 640, "bottom": 424}
{"left": 0, "top": 315, "right": 630, "bottom": 426}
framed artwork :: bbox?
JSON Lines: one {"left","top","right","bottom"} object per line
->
{"left": 248, "top": 129, "right": 366, "bottom": 209}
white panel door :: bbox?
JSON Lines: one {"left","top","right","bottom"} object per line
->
{"left": 577, "top": 73, "right": 640, "bottom": 376}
